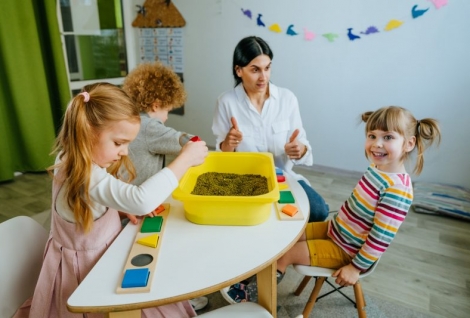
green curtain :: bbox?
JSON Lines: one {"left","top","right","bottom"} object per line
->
{"left": 0, "top": 0, "right": 70, "bottom": 182}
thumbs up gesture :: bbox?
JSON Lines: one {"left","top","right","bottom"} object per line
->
{"left": 285, "top": 129, "right": 307, "bottom": 159}
{"left": 220, "top": 117, "right": 243, "bottom": 152}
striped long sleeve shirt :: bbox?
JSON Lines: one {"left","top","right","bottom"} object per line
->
{"left": 327, "top": 164, "right": 413, "bottom": 272}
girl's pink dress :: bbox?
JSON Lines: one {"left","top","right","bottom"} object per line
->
{"left": 14, "top": 174, "right": 196, "bottom": 318}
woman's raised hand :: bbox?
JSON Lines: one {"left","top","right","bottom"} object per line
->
{"left": 221, "top": 117, "right": 243, "bottom": 151}
{"left": 285, "top": 129, "right": 306, "bottom": 159}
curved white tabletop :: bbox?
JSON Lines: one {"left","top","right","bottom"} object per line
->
{"left": 67, "top": 174, "right": 308, "bottom": 316}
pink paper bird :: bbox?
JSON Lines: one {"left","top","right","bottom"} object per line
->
{"left": 303, "top": 28, "right": 315, "bottom": 41}
{"left": 427, "top": 0, "right": 448, "bottom": 9}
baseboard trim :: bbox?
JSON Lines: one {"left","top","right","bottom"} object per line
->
{"left": 295, "top": 164, "right": 363, "bottom": 179}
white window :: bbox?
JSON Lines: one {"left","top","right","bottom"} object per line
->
{"left": 57, "top": 0, "right": 138, "bottom": 94}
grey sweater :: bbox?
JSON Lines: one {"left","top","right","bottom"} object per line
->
{"left": 129, "top": 113, "right": 193, "bottom": 185}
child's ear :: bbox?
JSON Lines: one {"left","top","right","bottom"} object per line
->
{"left": 151, "top": 100, "right": 162, "bottom": 112}
{"left": 404, "top": 136, "right": 416, "bottom": 153}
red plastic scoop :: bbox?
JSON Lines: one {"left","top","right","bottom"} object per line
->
{"left": 190, "top": 136, "right": 201, "bottom": 142}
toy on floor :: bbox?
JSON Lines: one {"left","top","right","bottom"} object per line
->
{"left": 116, "top": 203, "right": 170, "bottom": 294}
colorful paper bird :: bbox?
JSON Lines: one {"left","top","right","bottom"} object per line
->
{"left": 360, "top": 26, "right": 379, "bottom": 35}
{"left": 412, "top": 5, "right": 429, "bottom": 18}
{"left": 427, "top": 0, "right": 448, "bottom": 9}
{"left": 257, "top": 14, "right": 265, "bottom": 27}
{"left": 303, "top": 28, "right": 315, "bottom": 41}
{"left": 347, "top": 28, "right": 360, "bottom": 41}
{"left": 286, "top": 24, "right": 298, "bottom": 36}
{"left": 269, "top": 23, "right": 282, "bottom": 33}
{"left": 235, "top": 4, "right": 445, "bottom": 44}
{"left": 384, "top": 19, "right": 404, "bottom": 31}
{"left": 323, "top": 33, "right": 339, "bottom": 42}
{"left": 241, "top": 8, "right": 252, "bottom": 19}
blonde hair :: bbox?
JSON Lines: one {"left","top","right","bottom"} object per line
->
{"left": 361, "top": 106, "right": 441, "bottom": 175}
{"left": 48, "top": 82, "right": 140, "bottom": 233}
{"left": 122, "top": 62, "right": 187, "bottom": 112}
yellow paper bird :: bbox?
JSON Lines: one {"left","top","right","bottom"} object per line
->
{"left": 384, "top": 19, "right": 404, "bottom": 31}
{"left": 269, "top": 23, "right": 282, "bottom": 33}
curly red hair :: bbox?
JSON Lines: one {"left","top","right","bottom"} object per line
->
{"left": 122, "top": 62, "right": 186, "bottom": 112}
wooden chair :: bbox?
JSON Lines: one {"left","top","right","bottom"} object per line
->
{"left": 0, "top": 216, "right": 48, "bottom": 317}
{"left": 293, "top": 260, "right": 380, "bottom": 318}
{"left": 198, "top": 302, "right": 273, "bottom": 317}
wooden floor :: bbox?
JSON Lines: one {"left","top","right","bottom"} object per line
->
{"left": 1, "top": 167, "right": 469, "bottom": 317}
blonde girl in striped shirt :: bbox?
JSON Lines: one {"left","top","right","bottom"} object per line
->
{"left": 276, "top": 106, "right": 441, "bottom": 288}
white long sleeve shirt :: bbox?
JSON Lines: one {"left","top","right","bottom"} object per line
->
{"left": 212, "top": 83, "right": 313, "bottom": 183}
{"left": 55, "top": 163, "right": 178, "bottom": 223}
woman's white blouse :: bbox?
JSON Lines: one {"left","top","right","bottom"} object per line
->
{"left": 212, "top": 83, "right": 313, "bottom": 182}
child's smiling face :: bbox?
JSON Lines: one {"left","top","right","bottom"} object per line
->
{"left": 365, "top": 129, "right": 415, "bottom": 173}
{"left": 92, "top": 119, "right": 140, "bottom": 168}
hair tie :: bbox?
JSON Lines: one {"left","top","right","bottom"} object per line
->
{"left": 79, "top": 92, "right": 90, "bottom": 102}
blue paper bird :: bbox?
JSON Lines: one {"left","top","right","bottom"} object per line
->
{"left": 241, "top": 8, "right": 252, "bottom": 19}
{"left": 286, "top": 25, "right": 298, "bottom": 36}
{"left": 257, "top": 14, "right": 265, "bottom": 27}
{"left": 412, "top": 5, "right": 429, "bottom": 19}
{"left": 347, "top": 28, "right": 360, "bottom": 41}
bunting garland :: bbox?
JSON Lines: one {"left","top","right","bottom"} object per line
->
{"left": 238, "top": 0, "right": 448, "bottom": 43}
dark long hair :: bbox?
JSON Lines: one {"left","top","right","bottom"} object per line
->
{"left": 232, "top": 36, "right": 273, "bottom": 87}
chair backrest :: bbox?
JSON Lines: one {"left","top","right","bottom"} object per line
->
{"left": 0, "top": 216, "right": 48, "bottom": 318}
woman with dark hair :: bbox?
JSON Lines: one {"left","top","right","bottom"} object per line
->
{"left": 212, "top": 36, "right": 328, "bottom": 303}
{"left": 213, "top": 35, "right": 328, "bottom": 223}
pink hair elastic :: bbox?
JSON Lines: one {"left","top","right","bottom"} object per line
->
{"left": 79, "top": 92, "right": 90, "bottom": 102}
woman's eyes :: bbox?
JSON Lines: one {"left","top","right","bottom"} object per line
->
{"left": 251, "top": 67, "right": 270, "bottom": 73}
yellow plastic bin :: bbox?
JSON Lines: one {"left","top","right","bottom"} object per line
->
{"left": 172, "top": 152, "right": 280, "bottom": 225}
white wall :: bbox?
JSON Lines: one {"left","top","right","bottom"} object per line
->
{"left": 125, "top": 0, "right": 470, "bottom": 188}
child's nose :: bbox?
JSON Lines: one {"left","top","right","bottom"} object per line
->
{"left": 120, "top": 147, "right": 128, "bottom": 156}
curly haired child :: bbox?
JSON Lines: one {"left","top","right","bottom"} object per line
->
{"left": 122, "top": 62, "right": 198, "bottom": 185}
{"left": 122, "top": 63, "right": 209, "bottom": 310}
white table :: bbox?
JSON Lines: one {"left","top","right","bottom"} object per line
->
{"left": 67, "top": 174, "right": 308, "bottom": 317}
